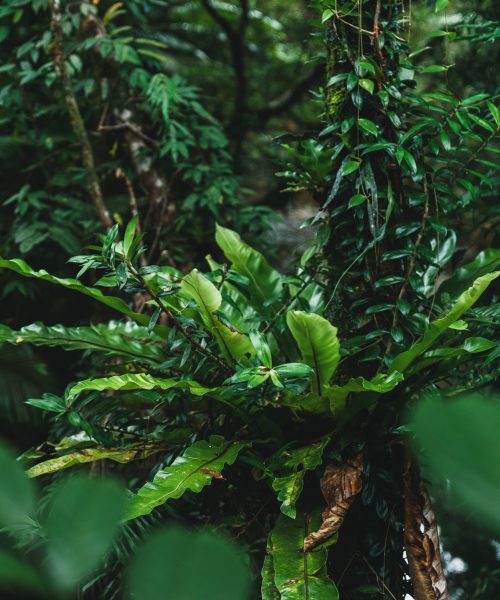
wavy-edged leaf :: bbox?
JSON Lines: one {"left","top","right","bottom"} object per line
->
{"left": 67, "top": 373, "right": 212, "bottom": 404}
{"left": 0, "top": 321, "right": 164, "bottom": 364}
{"left": 261, "top": 552, "right": 280, "bottom": 600}
{"left": 270, "top": 437, "right": 330, "bottom": 518}
{"left": 391, "top": 271, "right": 499, "bottom": 373}
{"left": 180, "top": 269, "right": 254, "bottom": 364}
{"left": 327, "top": 371, "right": 404, "bottom": 414}
{"left": 269, "top": 511, "right": 339, "bottom": 599}
{"left": 26, "top": 444, "right": 160, "bottom": 478}
{"left": 286, "top": 311, "right": 340, "bottom": 394}
{"left": 0, "top": 257, "right": 167, "bottom": 333}
{"left": 125, "top": 436, "right": 249, "bottom": 520}
{"left": 215, "top": 224, "right": 283, "bottom": 312}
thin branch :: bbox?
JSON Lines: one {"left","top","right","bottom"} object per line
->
{"left": 49, "top": 0, "right": 112, "bottom": 230}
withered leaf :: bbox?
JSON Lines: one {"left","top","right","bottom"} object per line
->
{"left": 303, "top": 453, "right": 363, "bottom": 551}
{"left": 404, "top": 457, "right": 449, "bottom": 600}
{"left": 200, "top": 468, "right": 224, "bottom": 479}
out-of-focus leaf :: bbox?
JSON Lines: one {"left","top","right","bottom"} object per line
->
{"left": 391, "top": 272, "right": 499, "bottom": 373}
{"left": 286, "top": 311, "right": 340, "bottom": 394}
{"left": 304, "top": 454, "right": 363, "bottom": 551}
{"left": 181, "top": 268, "right": 254, "bottom": 364}
{"left": 269, "top": 511, "right": 339, "bottom": 599}
{"left": 128, "top": 527, "right": 250, "bottom": 600}
{"left": 215, "top": 224, "right": 283, "bottom": 312}
{"left": 0, "top": 549, "right": 46, "bottom": 596}
{"left": 0, "top": 442, "right": 36, "bottom": 531}
{"left": 125, "top": 436, "right": 249, "bottom": 520}
{"left": 404, "top": 458, "right": 450, "bottom": 600}
{"left": 270, "top": 437, "right": 330, "bottom": 518}
{"left": 0, "top": 321, "right": 164, "bottom": 364}
{"left": 66, "top": 373, "right": 212, "bottom": 404}
{"left": 412, "top": 394, "right": 500, "bottom": 533}
{"left": 46, "top": 476, "right": 126, "bottom": 588}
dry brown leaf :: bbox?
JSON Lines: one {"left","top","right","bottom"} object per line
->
{"left": 404, "top": 457, "right": 449, "bottom": 600}
{"left": 303, "top": 453, "right": 363, "bottom": 551}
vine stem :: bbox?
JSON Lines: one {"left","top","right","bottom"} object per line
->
{"left": 384, "top": 174, "right": 430, "bottom": 360}
{"left": 49, "top": 0, "right": 113, "bottom": 230}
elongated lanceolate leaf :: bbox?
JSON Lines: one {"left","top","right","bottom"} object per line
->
{"left": 391, "top": 271, "right": 499, "bottom": 373}
{"left": 261, "top": 552, "right": 280, "bottom": 600}
{"left": 0, "top": 257, "right": 167, "bottom": 333}
{"left": 271, "top": 437, "right": 330, "bottom": 518}
{"left": 180, "top": 269, "right": 254, "bottom": 364}
{"left": 125, "top": 436, "right": 249, "bottom": 520}
{"left": 215, "top": 224, "right": 283, "bottom": 311}
{"left": 286, "top": 311, "right": 340, "bottom": 394}
{"left": 268, "top": 512, "right": 339, "bottom": 600}
{"left": 0, "top": 321, "right": 164, "bottom": 364}
{"left": 26, "top": 445, "right": 159, "bottom": 478}
{"left": 67, "top": 373, "right": 212, "bottom": 404}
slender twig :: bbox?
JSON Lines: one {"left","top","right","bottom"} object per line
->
{"left": 49, "top": 0, "right": 113, "bottom": 230}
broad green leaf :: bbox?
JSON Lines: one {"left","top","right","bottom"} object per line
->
{"left": 0, "top": 257, "right": 166, "bottom": 332}
{"left": 26, "top": 444, "right": 159, "bottom": 478}
{"left": 125, "top": 436, "right": 249, "bottom": 520}
{"left": 249, "top": 330, "right": 273, "bottom": 368}
{"left": 215, "top": 224, "right": 283, "bottom": 312}
{"left": 286, "top": 311, "right": 340, "bottom": 394}
{"left": 348, "top": 194, "right": 367, "bottom": 208}
{"left": 358, "top": 118, "right": 378, "bottom": 136}
{"left": 0, "top": 442, "right": 36, "bottom": 531}
{"left": 181, "top": 269, "right": 254, "bottom": 364}
{"left": 128, "top": 527, "right": 250, "bottom": 600}
{"left": 412, "top": 393, "right": 500, "bottom": 533}
{"left": 46, "top": 476, "right": 126, "bottom": 588}
{"left": 270, "top": 437, "right": 330, "bottom": 518}
{"left": 391, "top": 272, "right": 499, "bottom": 373}
{"left": 123, "top": 215, "right": 138, "bottom": 258}
{"left": 67, "top": 373, "right": 212, "bottom": 404}
{"left": 270, "top": 512, "right": 339, "bottom": 599}
{"left": 358, "top": 79, "right": 375, "bottom": 95}
{"left": 0, "top": 321, "right": 164, "bottom": 365}
{"left": 327, "top": 371, "right": 404, "bottom": 414}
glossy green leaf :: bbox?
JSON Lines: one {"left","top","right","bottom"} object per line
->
{"left": 391, "top": 272, "right": 499, "bottom": 373}
{"left": 342, "top": 159, "right": 360, "bottom": 176}
{"left": 269, "top": 512, "right": 339, "bottom": 599}
{"left": 286, "top": 311, "right": 340, "bottom": 394}
{"left": 358, "top": 117, "right": 378, "bottom": 135}
{"left": 261, "top": 551, "right": 280, "bottom": 600}
{"left": 0, "top": 321, "right": 164, "bottom": 364}
{"left": 67, "top": 373, "right": 212, "bottom": 404}
{"left": 358, "top": 79, "right": 374, "bottom": 95}
{"left": 271, "top": 437, "right": 330, "bottom": 518}
{"left": 215, "top": 224, "right": 283, "bottom": 312}
{"left": 125, "top": 436, "right": 249, "bottom": 520}
{"left": 128, "top": 527, "right": 250, "bottom": 600}
{"left": 327, "top": 371, "right": 404, "bottom": 414}
{"left": 181, "top": 269, "right": 254, "bottom": 364}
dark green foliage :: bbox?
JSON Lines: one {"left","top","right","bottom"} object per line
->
{"left": 0, "top": 1, "right": 499, "bottom": 599}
